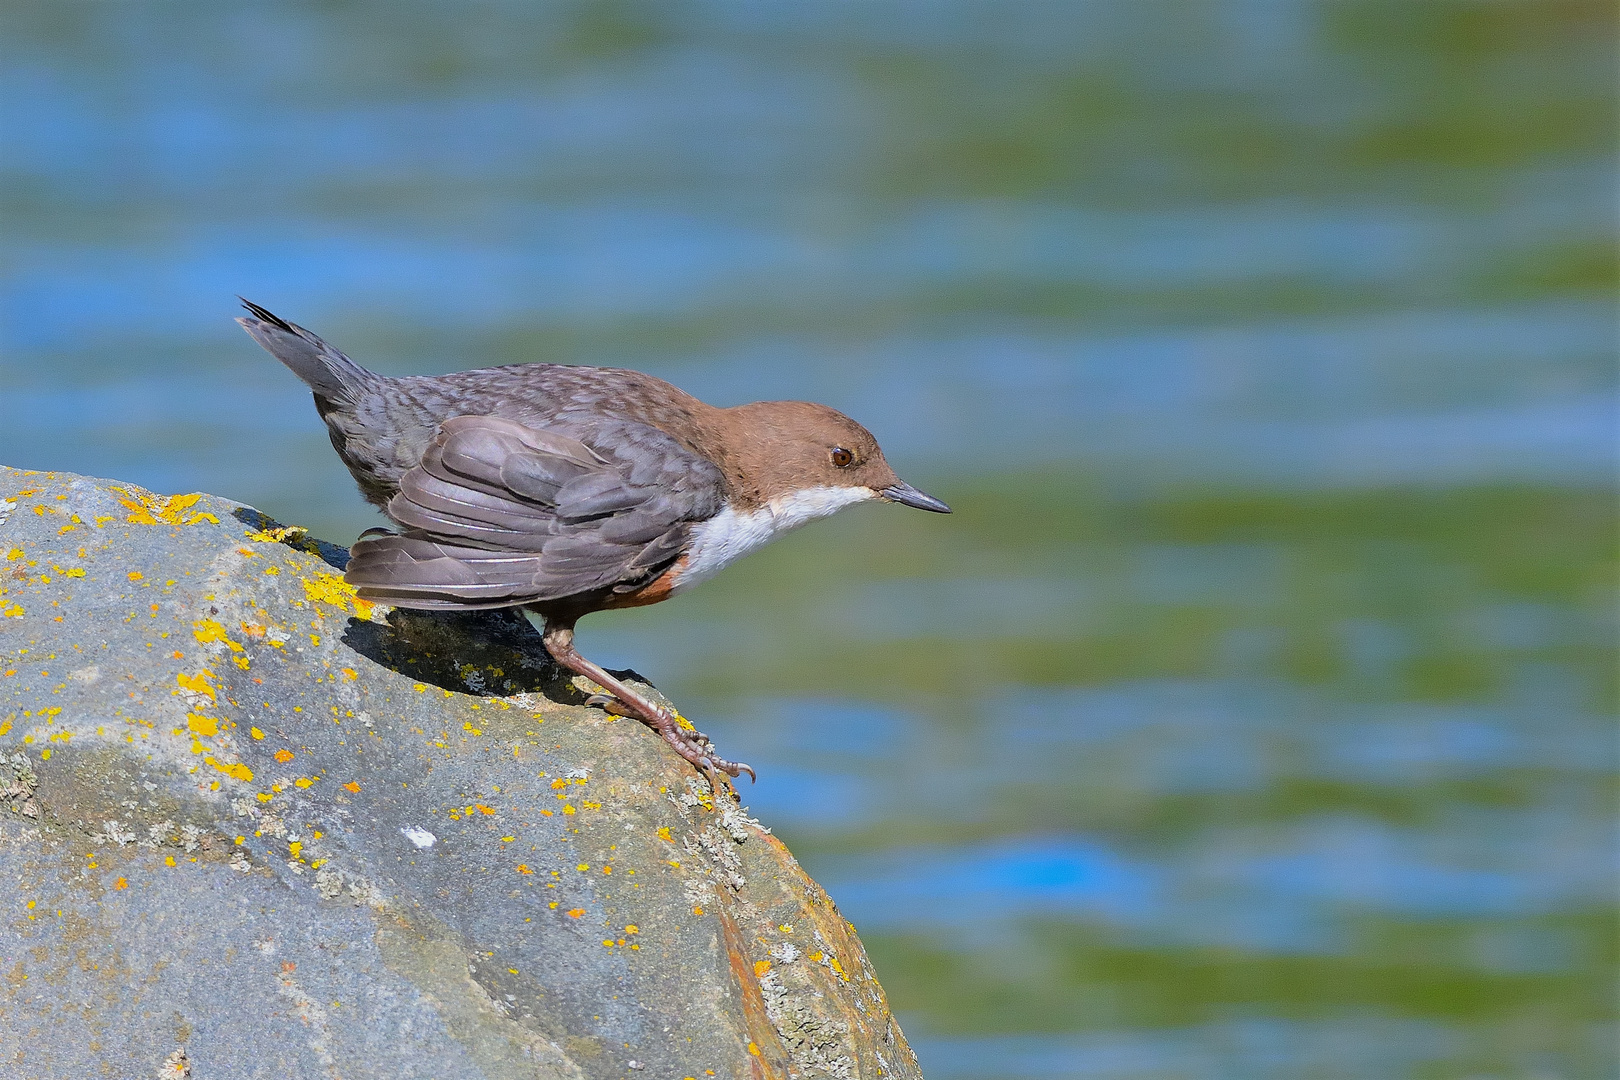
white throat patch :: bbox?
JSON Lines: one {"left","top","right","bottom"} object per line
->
{"left": 671, "top": 485, "right": 877, "bottom": 593}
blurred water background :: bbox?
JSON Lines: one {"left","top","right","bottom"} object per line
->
{"left": 2, "top": 2, "right": 1616, "bottom": 1076}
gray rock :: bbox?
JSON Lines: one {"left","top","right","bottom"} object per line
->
{"left": 0, "top": 466, "right": 924, "bottom": 1080}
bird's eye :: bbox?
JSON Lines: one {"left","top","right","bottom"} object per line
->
{"left": 830, "top": 447, "right": 854, "bottom": 468}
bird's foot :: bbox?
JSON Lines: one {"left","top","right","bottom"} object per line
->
{"left": 582, "top": 693, "right": 755, "bottom": 790}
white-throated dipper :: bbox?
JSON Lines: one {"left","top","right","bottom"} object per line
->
{"left": 237, "top": 301, "right": 949, "bottom": 784}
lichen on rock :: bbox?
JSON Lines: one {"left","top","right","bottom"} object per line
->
{"left": 0, "top": 466, "right": 924, "bottom": 1080}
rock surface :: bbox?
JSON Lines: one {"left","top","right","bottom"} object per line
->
{"left": 0, "top": 466, "right": 924, "bottom": 1080}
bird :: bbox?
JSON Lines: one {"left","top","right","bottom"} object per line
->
{"left": 236, "top": 300, "right": 949, "bottom": 785}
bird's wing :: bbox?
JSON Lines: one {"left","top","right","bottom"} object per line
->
{"left": 344, "top": 414, "right": 725, "bottom": 609}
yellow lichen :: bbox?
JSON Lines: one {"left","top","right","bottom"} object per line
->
{"left": 204, "top": 756, "right": 253, "bottom": 782}
{"left": 192, "top": 619, "right": 244, "bottom": 652}
{"left": 114, "top": 489, "right": 215, "bottom": 526}
{"left": 300, "top": 572, "right": 369, "bottom": 616}
{"left": 176, "top": 670, "right": 217, "bottom": 701}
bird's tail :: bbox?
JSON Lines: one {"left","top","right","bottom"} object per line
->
{"left": 236, "top": 299, "right": 379, "bottom": 404}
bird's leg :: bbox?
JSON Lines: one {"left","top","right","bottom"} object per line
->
{"left": 527, "top": 612, "right": 754, "bottom": 787}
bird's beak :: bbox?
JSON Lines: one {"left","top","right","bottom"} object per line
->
{"left": 880, "top": 480, "right": 951, "bottom": 513}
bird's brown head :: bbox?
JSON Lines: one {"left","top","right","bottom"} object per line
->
{"left": 713, "top": 400, "right": 950, "bottom": 515}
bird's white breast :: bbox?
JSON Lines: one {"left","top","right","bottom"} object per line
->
{"left": 670, "top": 485, "right": 877, "bottom": 593}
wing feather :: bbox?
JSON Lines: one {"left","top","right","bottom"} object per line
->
{"left": 344, "top": 414, "right": 723, "bottom": 610}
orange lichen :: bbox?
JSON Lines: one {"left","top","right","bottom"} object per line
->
{"left": 186, "top": 713, "right": 218, "bottom": 737}
{"left": 273, "top": 749, "right": 295, "bottom": 764}
{"left": 516, "top": 865, "right": 534, "bottom": 875}
{"left": 343, "top": 782, "right": 361, "bottom": 794}
{"left": 566, "top": 908, "right": 585, "bottom": 918}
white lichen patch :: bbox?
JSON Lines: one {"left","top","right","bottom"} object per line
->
{"left": 157, "top": 1046, "right": 191, "bottom": 1079}
{"left": 682, "top": 877, "right": 716, "bottom": 909}
{"left": 719, "top": 804, "right": 766, "bottom": 843}
{"left": 97, "top": 818, "right": 138, "bottom": 847}
{"left": 759, "top": 967, "right": 854, "bottom": 1078}
{"left": 2, "top": 752, "right": 39, "bottom": 818}
{"left": 401, "top": 825, "right": 436, "bottom": 849}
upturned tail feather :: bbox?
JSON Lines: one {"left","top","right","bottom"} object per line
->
{"left": 236, "top": 298, "right": 379, "bottom": 404}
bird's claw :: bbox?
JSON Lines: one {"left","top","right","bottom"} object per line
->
{"left": 581, "top": 691, "right": 754, "bottom": 789}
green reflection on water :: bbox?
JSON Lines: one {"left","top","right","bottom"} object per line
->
{"left": 606, "top": 480, "right": 1616, "bottom": 1068}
